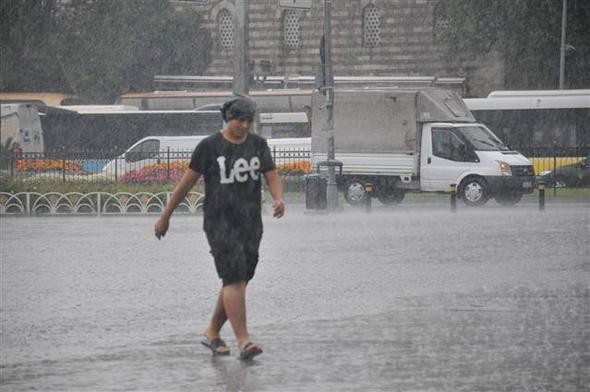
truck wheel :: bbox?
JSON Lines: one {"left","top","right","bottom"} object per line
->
{"left": 343, "top": 179, "right": 366, "bottom": 206}
{"left": 377, "top": 192, "right": 405, "bottom": 205}
{"left": 376, "top": 189, "right": 405, "bottom": 205}
{"left": 459, "top": 177, "right": 490, "bottom": 207}
{"left": 375, "top": 181, "right": 405, "bottom": 205}
{"left": 494, "top": 192, "right": 523, "bottom": 206}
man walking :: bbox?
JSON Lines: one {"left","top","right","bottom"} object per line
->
{"left": 154, "top": 97, "right": 284, "bottom": 360}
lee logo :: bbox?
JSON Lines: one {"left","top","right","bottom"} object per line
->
{"left": 217, "top": 156, "right": 261, "bottom": 184}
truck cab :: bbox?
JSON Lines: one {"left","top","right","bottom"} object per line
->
{"left": 420, "top": 123, "right": 534, "bottom": 205}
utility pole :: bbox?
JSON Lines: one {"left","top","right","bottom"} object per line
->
{"left": 559, "top": 0, "right": 567, "bottom": 89}
{"left": 323, "top": 0, "right": 338, "bottom": 210}
{"left": 234, "top": 0, "right": 249, "bottom": 95}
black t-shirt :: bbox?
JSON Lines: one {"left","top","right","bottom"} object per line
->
{"left": 189, "top": 132, "right": 275, "bottom": 228}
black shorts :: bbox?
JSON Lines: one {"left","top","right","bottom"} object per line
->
{"left": 205, "top": 222, "right": 263, "bottom": 286}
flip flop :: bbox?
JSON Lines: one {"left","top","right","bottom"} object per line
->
{"left": 201, "top": 337, "right": 230, "bottom": 356}
{"left": 239, "top": 342, "right": 263, "bottom": 360}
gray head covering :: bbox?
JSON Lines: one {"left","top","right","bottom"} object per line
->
{"left": 221, "top": 96, "right": 256, "bottom": 121}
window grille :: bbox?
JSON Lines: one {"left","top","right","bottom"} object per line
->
{"left": 217, "top": 8, "right": 234, "bottom": 51}
{"left": 436, "top": 18, "right": 450, "bottom": 31}
{"left": 283, "top": 9, "right": 301, "bottom": 49}
{"left": 433, "top": 17, "right": 450, "bottom": 42}
{"left": 363, "top": 5, "right": 381, "bottom": 48}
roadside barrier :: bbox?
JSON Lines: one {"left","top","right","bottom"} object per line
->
{"left": 364, "top": 183, "right": 373, "bottom": 212}
{"left": 0, "top": 191, "right": 204, "bottom": 216}
{"left": 450, "top": 184, "right": 457, "bottom": 212}
{"left": 538, "top": 183, "right": 546, "bottom": 212}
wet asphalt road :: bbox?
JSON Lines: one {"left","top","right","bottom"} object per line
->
{"left": 1, "top": 201, "right": 589, "bottom": 391}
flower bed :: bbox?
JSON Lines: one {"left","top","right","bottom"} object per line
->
{"left": 119, "top": 161, "right": 189, "bottom": 184}
{"left": 276, "top": 161, "right": 312, "bottom": 176}
{"left": 119, "top": 160, "right": 312, "bottom": 184}
{"left": 17, "top": 159, "right": 85, "bottom": 174}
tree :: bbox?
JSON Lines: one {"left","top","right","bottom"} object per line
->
{"left": 0, "top": 0, "right": 212, "bottom": 103}
{"left": 435, "top": 0, "right": 590, "bottom": 90}
{"left": 0, "top": 0, "right": 66, "bottom": 92}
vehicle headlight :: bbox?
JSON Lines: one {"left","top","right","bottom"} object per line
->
{"left": 496, "top": 160, "right": 512, "bottom": 176}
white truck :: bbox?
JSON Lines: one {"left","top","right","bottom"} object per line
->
{"left": 311, "top": 88, "right": 535, "bottom": 206}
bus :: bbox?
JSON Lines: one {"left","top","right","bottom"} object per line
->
{"left": 118, "top": 75, "right": 466, "bottom": 112}
{"left": 117, "top": 89, "right": 313, "bottom": 114}
{"left": 0, "top": 92, "right": 78, "bottom": 107}
{"left": 151, "top": 75, "right": 466, "bottom": 95}
{"left": 37, "top": 106, "right": 223, "bottom": 152}
{"left": 464, "top": 90, "right": 590, "bottom": 150}
{"left": 36, "top": 104, "right": 311, "bottom": 152}
{"left": 258, "top": 112, "right": 310, "bottom": 138}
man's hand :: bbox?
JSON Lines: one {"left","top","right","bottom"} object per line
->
{"left": 154, "top": 216, "right": 170, "bottom": 240}
{"left": 153, "top": 169, "right": 201, "bottom": 240}
{"left": 264, "top": 169, "right": 284, "bottom": 218}
{"left": 272, "top": 198, "right": 285, "bottom": 218}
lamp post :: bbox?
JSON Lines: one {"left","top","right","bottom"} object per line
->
{"left": 234, "top": 0, "right": 249, "bottom": 95}
{"left": 323, "top": 0, "right": 338, "bottom": 210}
{"left": 559, "top": 0, "right": 567, "bottom": 89}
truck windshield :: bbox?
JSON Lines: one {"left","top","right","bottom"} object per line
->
{"left": 455, "top": 125, "right": 509, "bottom": 151}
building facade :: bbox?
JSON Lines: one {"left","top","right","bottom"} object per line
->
{"left": 173, "top": 0, "right": 505, "bottom": 97}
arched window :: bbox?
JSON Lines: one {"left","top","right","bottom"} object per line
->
{"left": 363, "top": 4, "right": 381, "bottom": 48}
{"left": 217, "top": 8, "right": 234, "bottom": 51}
{"left": 283, "top": 9, "right": 301, "bottom": 50}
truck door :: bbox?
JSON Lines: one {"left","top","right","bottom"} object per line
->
{"left": 421, "top": 126, "right": 472, "bottom": 191}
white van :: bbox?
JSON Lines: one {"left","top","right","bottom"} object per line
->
{"left": 103, "top": 135, "right": 207, "bottom": 175}
{"left": 104, "top": 134, "right": 312, "bottom": 175}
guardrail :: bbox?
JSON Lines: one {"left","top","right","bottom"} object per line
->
{"left": 0, "top": 191, "right": 204, "bottom": 215}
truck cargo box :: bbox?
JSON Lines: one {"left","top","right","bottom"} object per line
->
{"left": 312, "top": 88, "right": 474, "bottom": 154}
{"left": 311, "top": 88, "right": 475, "bottom": 176}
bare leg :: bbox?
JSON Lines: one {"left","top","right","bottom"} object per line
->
{"left": 202, "top": 288, "right": 230, "bottom": 354}
{"left": 203, "top": 288, "right": 228, "bottom": 338}
{"left": 223, "top": 281, "right": 251, "bottom": 349}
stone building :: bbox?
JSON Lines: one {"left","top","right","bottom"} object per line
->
{"left": 172, "top": 0, "right": 505, "bottom": 97}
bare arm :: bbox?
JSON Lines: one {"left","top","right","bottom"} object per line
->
{"left": 264, "top": 169, "right": 285, "bottom": 218}
{"left": 154, "top": 169, "right": 201, "bottom": 239}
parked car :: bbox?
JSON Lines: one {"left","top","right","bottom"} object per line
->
{"left": 538, "top": 156, "right": 590, "bottom": 188}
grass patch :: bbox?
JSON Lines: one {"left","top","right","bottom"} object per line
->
{"left": 3, "top": 175, "right": 587, "bottom": 201}
{"left": 532, "top": 187, "right": 590, "bottom": 199}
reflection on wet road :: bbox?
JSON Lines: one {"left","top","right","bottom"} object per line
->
{"left": 1, "top": 203, "right": 588, "bottom": 391}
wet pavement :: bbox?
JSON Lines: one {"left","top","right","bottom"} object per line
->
{"left": 1, "top": 202, "right": 589, "bottom": 391}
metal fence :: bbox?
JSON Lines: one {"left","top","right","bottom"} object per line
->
{"left": 0, "top": 147, "right": 312, "bottom": 183}
{"left": 0, "top": 147, "right": 588, "bottom": 187}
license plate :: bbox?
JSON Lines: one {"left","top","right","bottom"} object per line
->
{"left": 522, "top": 181, "right": 532, "bottom": 188}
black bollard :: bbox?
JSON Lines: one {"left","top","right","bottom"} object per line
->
{"left": 538, "top": 182, "right": 545, "bottom": 212}
{"left": 364, "top": 183, "right": 373, "bottom": 212}
{"left": 450, "top": 184, "right": 457, "bottom": 212}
